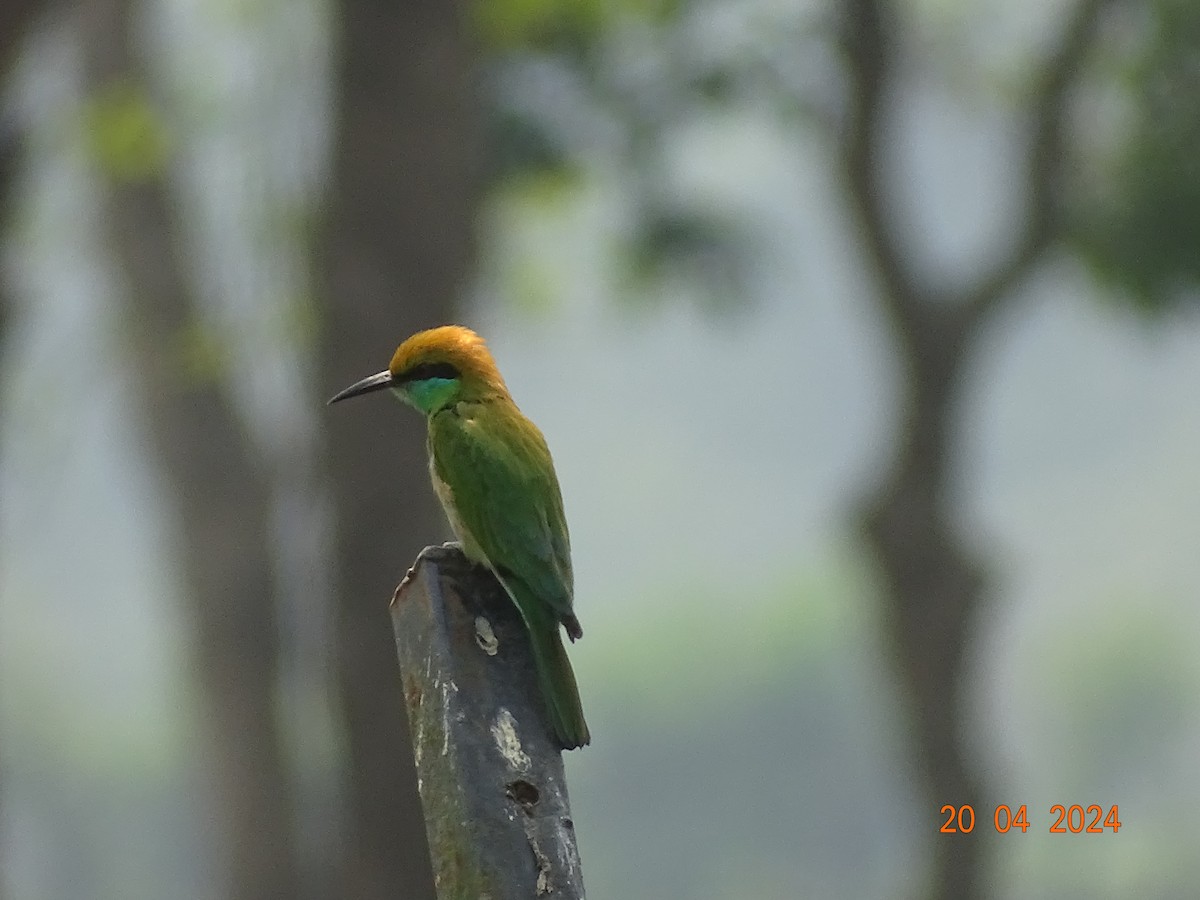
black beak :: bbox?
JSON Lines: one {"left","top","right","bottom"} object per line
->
{"left": 327, "top": 370, "right": 395, "bottom": 405}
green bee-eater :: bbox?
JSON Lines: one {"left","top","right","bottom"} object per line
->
{"left": 329, "top": 325, "right": 590, "bottom": 749}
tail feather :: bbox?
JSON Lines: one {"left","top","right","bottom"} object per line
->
{"left": 526, "top": 617, "right": 590, "bottom": 749}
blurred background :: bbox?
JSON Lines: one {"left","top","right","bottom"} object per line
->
{"left": 1, "top": 0, "right": 1198, "bottom": 898}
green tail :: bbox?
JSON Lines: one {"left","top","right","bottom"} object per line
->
{"left": 525, "top": 609, "right": 590, "bottom": 749}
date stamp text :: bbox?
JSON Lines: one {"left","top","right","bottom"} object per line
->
{"left": 939, "top": 804, "right": 1121, "bottom": 834}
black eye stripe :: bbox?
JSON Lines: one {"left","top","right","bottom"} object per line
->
{"left": 397, "top": 362, "right": 460, "bottom": 383}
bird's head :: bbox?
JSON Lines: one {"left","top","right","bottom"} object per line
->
{"left": 328, "top": 325, "right": 510, "bottom": 415}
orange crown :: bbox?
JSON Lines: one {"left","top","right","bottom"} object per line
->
{"left": 388, "top": 325, "right": 510, "bottom": 397}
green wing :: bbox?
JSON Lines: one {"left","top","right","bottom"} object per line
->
{"left": 430, "top": 400, "right": 575, "bottom": 623}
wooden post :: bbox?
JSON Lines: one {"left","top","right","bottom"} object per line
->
{"left": 391, "top": 545, "right": 586, "bottom": 899}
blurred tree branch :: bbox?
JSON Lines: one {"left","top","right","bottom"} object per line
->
{"left": 318, "top": 1, "right": 482, "bottom": 897}
{"left": 836, "top": 1, "right": 1116, "bottom": 898}
{"left": 77, "top": 0, "right": 299, "bottom": 897}
{"left": 966, "top": 0, "right": 1112, "bottom": 320}
{"left": 838, "top": 0, "right": 915, "bottom": 321}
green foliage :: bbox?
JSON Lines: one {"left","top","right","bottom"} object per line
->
{"left": 474, "top": 0, "right": 674, "bottom": 53}
{"left": 1023, "top": 598, "right": 1199, "bottom": 797}
{"left": 625, "top": 203, "right": 752, "bottom": 314}
{"left": 172, "top": 319, "right": 231, "bottom": 386}
{"left": 572, "top": 557, "right": 912, "bottom": 900}
{"left": 475, "top": 0, "right": 606, "bottom": 53}
{"left": 486, "top": 105, "right": 576, "bottom": 183}
{"left": 477, "top": 0, "right": 766, "bottom": 314}
{"left": 587, "top": 556, "right": 872, "bottom": 721}
{"left": 1070, "top": 0, "right": 1200, "bottom": 312}
{"left": 83, "top": 79, "right": 172, "bottom": 184}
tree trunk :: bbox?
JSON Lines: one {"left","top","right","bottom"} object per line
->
{"left": 78, "top": 1, "right": 298, "bottom": 897}
{"left": 318, "top": 1, "right": 482, "bottom": 897}
{"left": 836, "top": 2, "right": 1112, "bottom": 895}
{"left": 1, "top": 4, "right": 51, "bottom": 898}
{"left": 857, "top": 310, "right": 989, "bottom": 900}
{"left": 0, "top": 68, "right": 16, "bottom": 900}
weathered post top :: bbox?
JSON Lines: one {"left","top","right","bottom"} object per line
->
{"left": 391, "top": 544, "right": 586, "bottom": 899}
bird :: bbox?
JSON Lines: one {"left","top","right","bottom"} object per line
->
{"left": 328, "top": 325, "right": 590, "bottom": 749}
